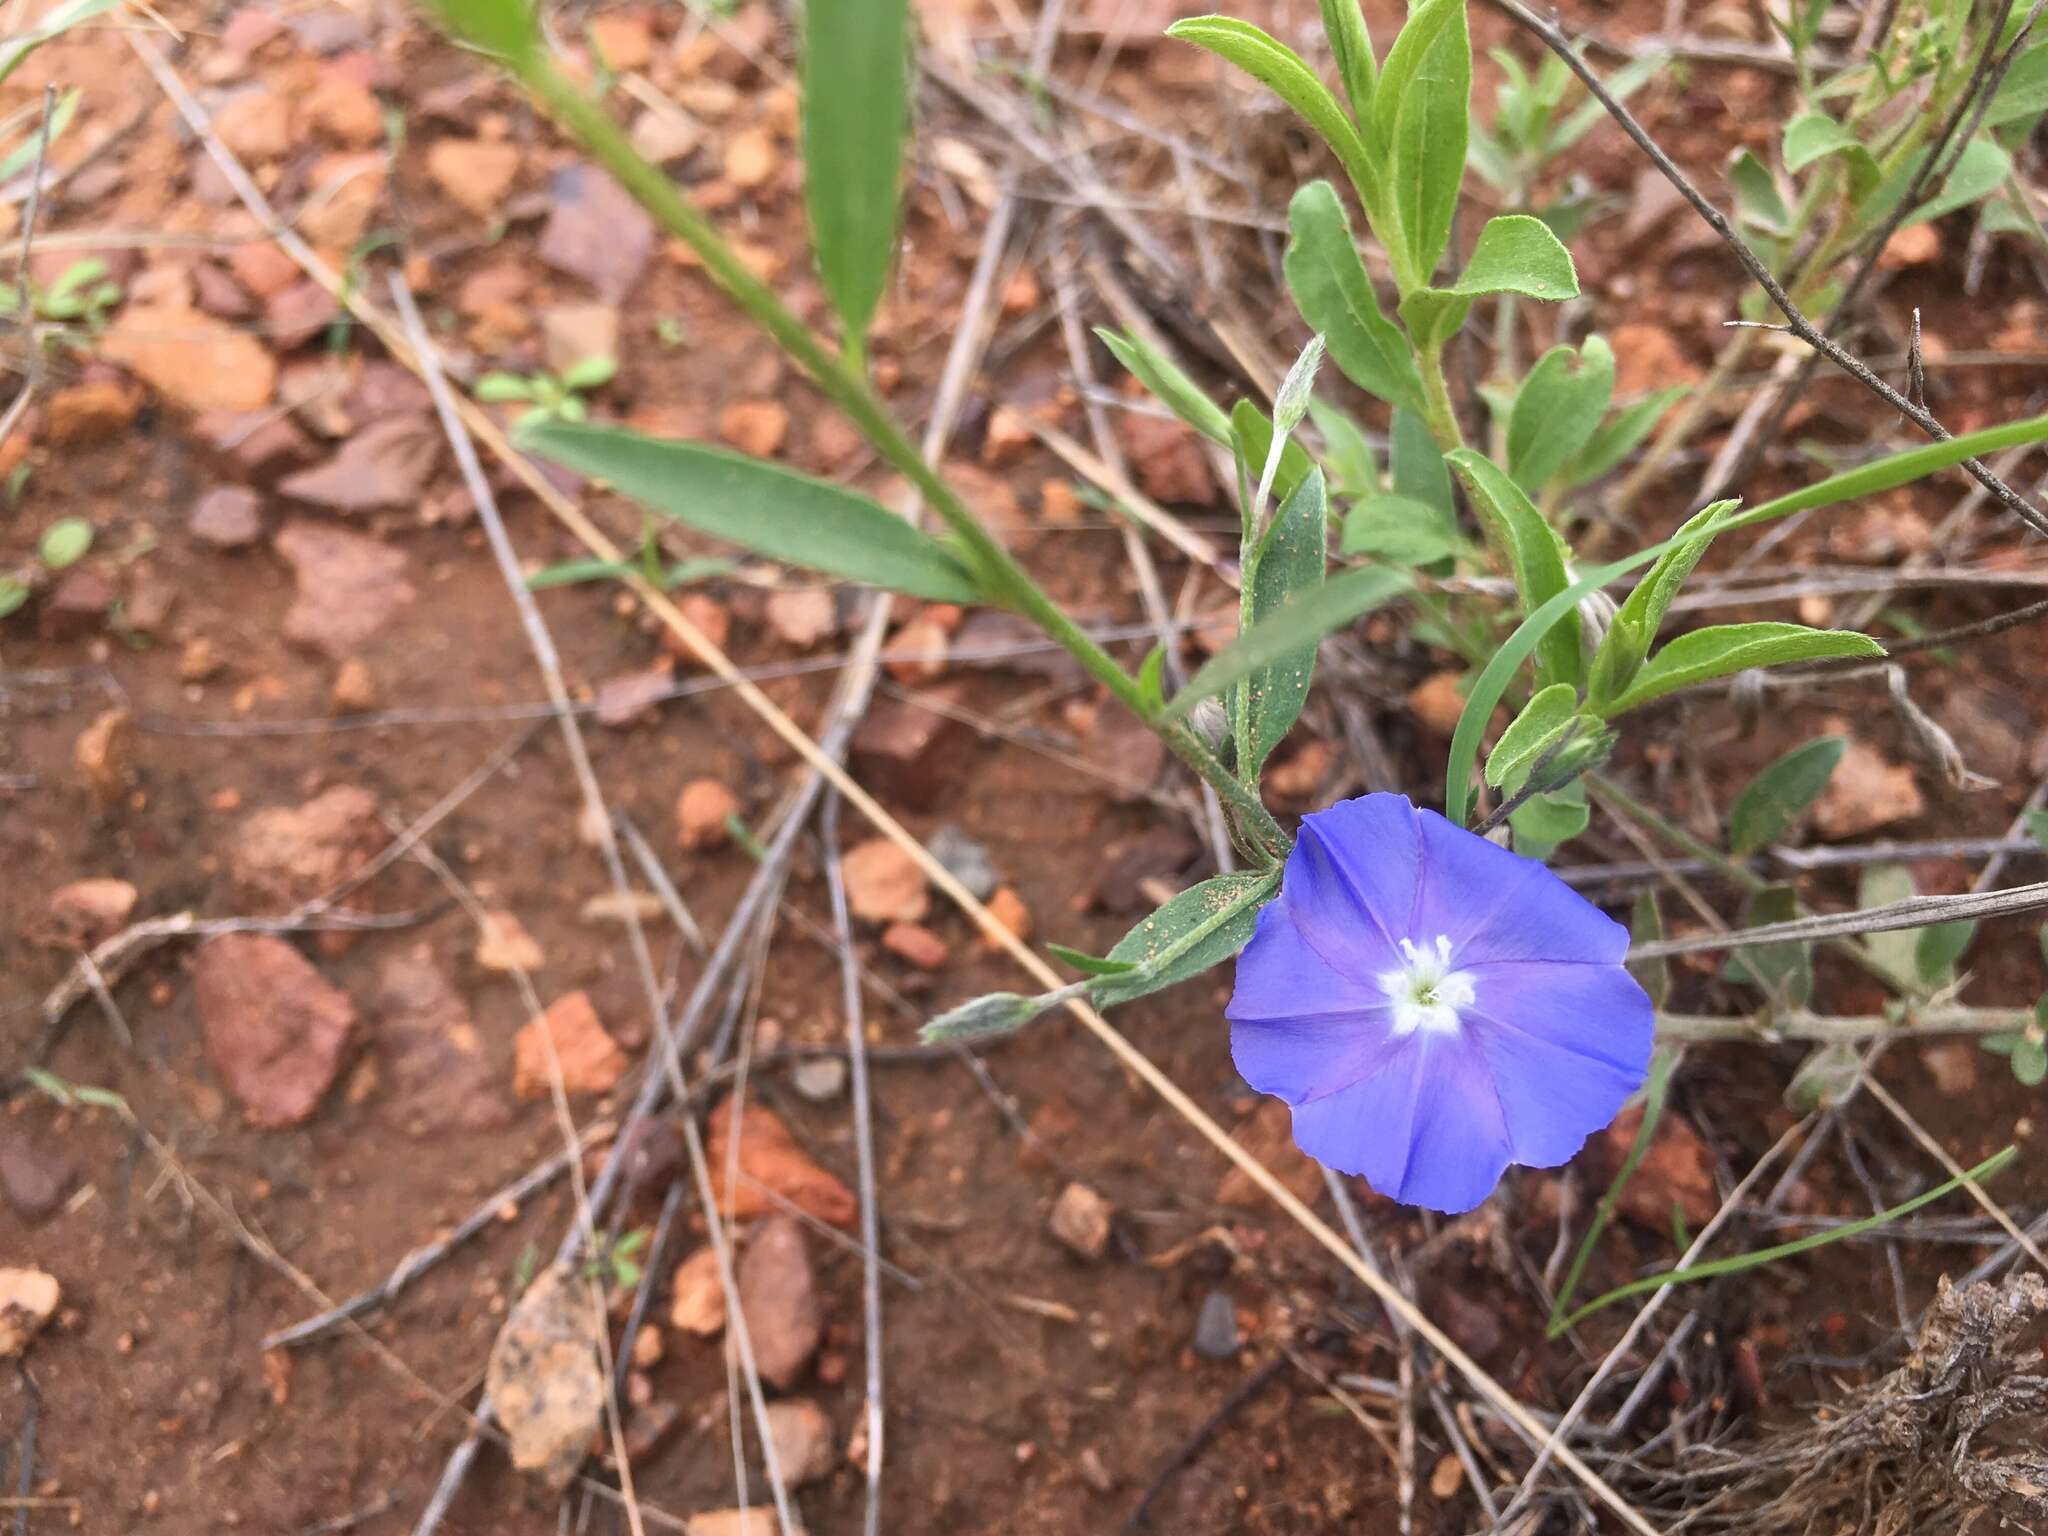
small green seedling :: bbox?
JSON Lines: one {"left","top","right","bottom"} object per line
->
{"left": 0, "top": 256, "right": 124, "bottom": 334}
{"left": 0, "top": 516, "right": 95, "bottom": 618}
{"left": 476, "top": 355, "right": 617, "bottom": 428}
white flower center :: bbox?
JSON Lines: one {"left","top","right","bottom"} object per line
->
{"left": 1378, "top": 935, "right": 1476, "bottom": 1038}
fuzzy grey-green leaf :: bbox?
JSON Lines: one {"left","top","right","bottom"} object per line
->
{"left": 1283, "top": 182, "right": 1425, "bottom": 414}
{"left": 1727, "top": 736, "right": 1845, "bottom": 856}
{"left": 1092, "top": 870, "right": 1280, "bottom": 1007}
{"left": 1604, "top": 624, "right": 1884, "bottom": 715}
{"left": 1241, "top": 469, "right": 1328, "bottom": 777}
{"left": 1448, "top": 214, "right": 1579, "bottom": 301}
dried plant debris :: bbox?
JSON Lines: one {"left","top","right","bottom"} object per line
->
{"left": 1673, "top": 1275, "right": 2048, "bottom": 1533}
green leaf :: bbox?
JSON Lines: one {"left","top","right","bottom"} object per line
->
{"left": 1916, "top": 919, "right": 1975, "bottom": 984}
{"left": 1308, "top": 399, "right": 1379, "bottom": 496}
{"left": 1444, "top": 408, "right": 2048, "bottom": 825}
{"left": 1858, "top": 863, "right": 1921, "bottom": 982}
{"left": 1371, "top": 0, "right": 1469, "bottom": 281}
{"left": 1510, "top": 777, "right": 1588, "bottom": 860}
{"left": 1283, "top": 181, "right": 1426, "bottom": 414}
{"left": 0, "top": 0, "right": 123, "bottom": 88}
{"left": 519, "top": 419, "right": 984, "bottom": 603}
{"left": 1909, "top": 136, "right": 2012, "bottom": 225}
{"left": 1167, "top": 17, "right": 1380, "bottom": 205}
{"left": 802, "top": 0, "right": 907, "bottom": 345}
{"left": 416, "top": 0, "right": 537, "bottom": 62}
{"left": 2012, "top": 1028, "right": 2047, "bottom": 1087}
{"left": 1727, "top": 736, "right": 1845, "bottom": 856}
{"left": 1046, "top": 943, "right": 1138, "bottom": 978}
{"left": 1135, "top": 643, "right": 1168, "bottom": 712}
{"left": 1443, "top": 450, "right": 1581, "bottom": 688}
{"left": 0, "top": 575, "right": 26, "bottom": 618}
{"left": 1782, "top": 111, "right": 1874, "bottom": 184}
{"left": 1507, "top": 337, "right": 1614, "bottom": 492}
{"left": 1240, "top": 469, "right": 1329, "bottom": 777}
{"left": 1601, "top": 623, "right": 1884, "bottom": 714}
{"left": 1561, "top": 385, "right": 1687, "bottom": 487}
{"left": 1391, "top": 407, "right": 1453, "bottom": 516}
{"left": 1486, "top": 681, "right": 1579, "bottom": 789}
{"left": 1162, "top": 565, "right": 1410, "bottom": 722}
{"left": 1096, "top": 328, "right": 1233, "bottom": 446}
{"left": 475, "top": 371, "right": 539, "bottom": 402}
{"left": 1785, "top": 1040, "right": 1865, "bottom": 1111}
{"left": 38, "top": 517, "right": 92, "bottom": 570}
{"left": 1586, "top": 497, "right": 1740, "bottom": 707}
{"left": 1729, "top": 148, "right": 1792, "bottom": 233}
{"left": 1397, "top": 288, "right": 1473, "bottom": 350}
{"left": 1340, "top": 493, "right": 1462, "bottom": 564}
{"left": 1628, "top": 892, "right": 1669, "bottom": 1008}
{"left": 2026, "top": 808, "right": 2048, "bottom": 851}
{"left": 559, "top": 354, "right": 616, "bottom": 392}
{"left": 1985, "top": 40, "right": 2048, "bottom": 128}
{"left": 0, "top": 86, "right": 78, "bottom": 183}
{"left": 1318, "top": 0, "right": 1378, "bottom": 117}
{"left": 1092, "top": 869, "right": 1282, "bottom": 1007}
{"left": 1448, "top": 213, "right": 1579, "bottom": 301}
{"left": 1725, "top": 884, "right": 1812, "bottom": 1005}
{"left": 1552, "top": 1146, "right": 2018, "bottom": 1334}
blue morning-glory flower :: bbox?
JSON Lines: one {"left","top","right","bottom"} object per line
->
{"left": 1227, "top": 793, "right": 1653, "bottom": 1214}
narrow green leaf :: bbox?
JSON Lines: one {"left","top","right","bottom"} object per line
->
{"left": 1486, "top": 681, "right": 1579, "bottom": 789}
{"left": 1445, "top": 409, "right": 2048, "bottom": 824}
{"left": 1240, "top": 469, "right": 1329, "bottom": 776}
{"left": 1046, "top": 943, "right": 1139, "bottom": 977}
{"left": 1507, "top": 336, "right": 1614, "bottom": 492}
{"left": 1586, "top": 498, "right": 1740, "bottom": 709}
{"left": 1727, "top": 736, "right": 1845, "bottom": 856}
{"left": 416, "top": 0, "right": 537, "bottom": 62}
{"left": 1167, "top": 17, "right": 1381, "bottom": 205}
{"left": 38, "top": 517, "right": 92, "bottom": 570}
{"left": 475, "top": 372, "right": 539, "bottom": 402}
{"left": 802, "top": 0, "right": 908, "bottom": 344}
{"left": 1340, "top": 493, "right": 1462, "bottom": 564}
{"left": 0, "top": 86, "right": 77, "bottom": 183}
{"left": 1548, "top": 1046, "right": 1678, "bottom": 1333}
{"left": 1135, "top": 643, "right": 1168, "bottom": 712}
{"left": 1230, "top": 399, "right": 1316, "bottom": 508}
{"left": 1318, "top": 0, "right": 1378, "bottom": 117}
{"left": 1553, "top": 1147, "right": 2018, "bottom": 1333}
{"left": 519, "top": 419, "right": 985, "bottom": 603}
{"left": 0, "top": 576, "right": 27, "bottom": 618}
{"left": 0, "top": 0, "right": 123, "bottom": 87}
{"left": 1372, "top": 0, "right": 1469, "bottom": 281}
{"left": 1092, "top": 869, "right": 1282, "bottom": 1007}
{"left": 1272, "top": 334, "right": 1326, "bottom": 437}
{"left": 1602, "top": 623, "right": 1885, "bottom": 715}
{"left": 1096, "top": 327, "right": 1233, "bottom": 445}
{"left": 1443, "top": 449, "right": 1581, "bottom": 688}
{"left": 1283, "top": 181, "right": 1426, "bottom": 414}
{"left": 1562, "top": 385, "right": 1687, "bottom": 487}
{"left": 1447, "top": 213, "right": 1580, "bottom": 301}
{"left": 1162, "top": 565, "right": 1410, "bottom": 722}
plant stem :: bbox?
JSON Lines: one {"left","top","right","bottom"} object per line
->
{"left": 1418, "top": 342, "right": 1469, "bottom": 455}
{"left": 1656, "top": 1004, "right": 2031, "bottom": 1042}
{"left": 517, "top": 52, "right": 1291, "bottom": 861}
{"left": 1589, "top": 772, "right": 1768, "bottom": 895}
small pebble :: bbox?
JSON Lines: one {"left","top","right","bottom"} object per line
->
{"left": 790, "top": 1056, "right": 847, "bottom": 1102}
{"left": 928, "top": 825, "right": 998, "bottom": 901}
{"left": 1193, "top": 1289, "right": 1240, "bottom": 1359}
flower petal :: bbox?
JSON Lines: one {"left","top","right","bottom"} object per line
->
{"left": 1289, "top": 794, "right": 1425, "bottom": 972}
{"left": 1292, "top": 1032, "right": 1513, "bottom": 1214}
{"left": 1412, "top": 808, "right": 1628, "bottom": 966}
{"left": 1467, "top": 1021, "right": 1650, "bottom": 1172}
{"left": 1229, "top": 897, "right": 1403, "bottom": 1102}
{"left": 1467, "top": 960, "right": 1655, "bottom": 1078}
